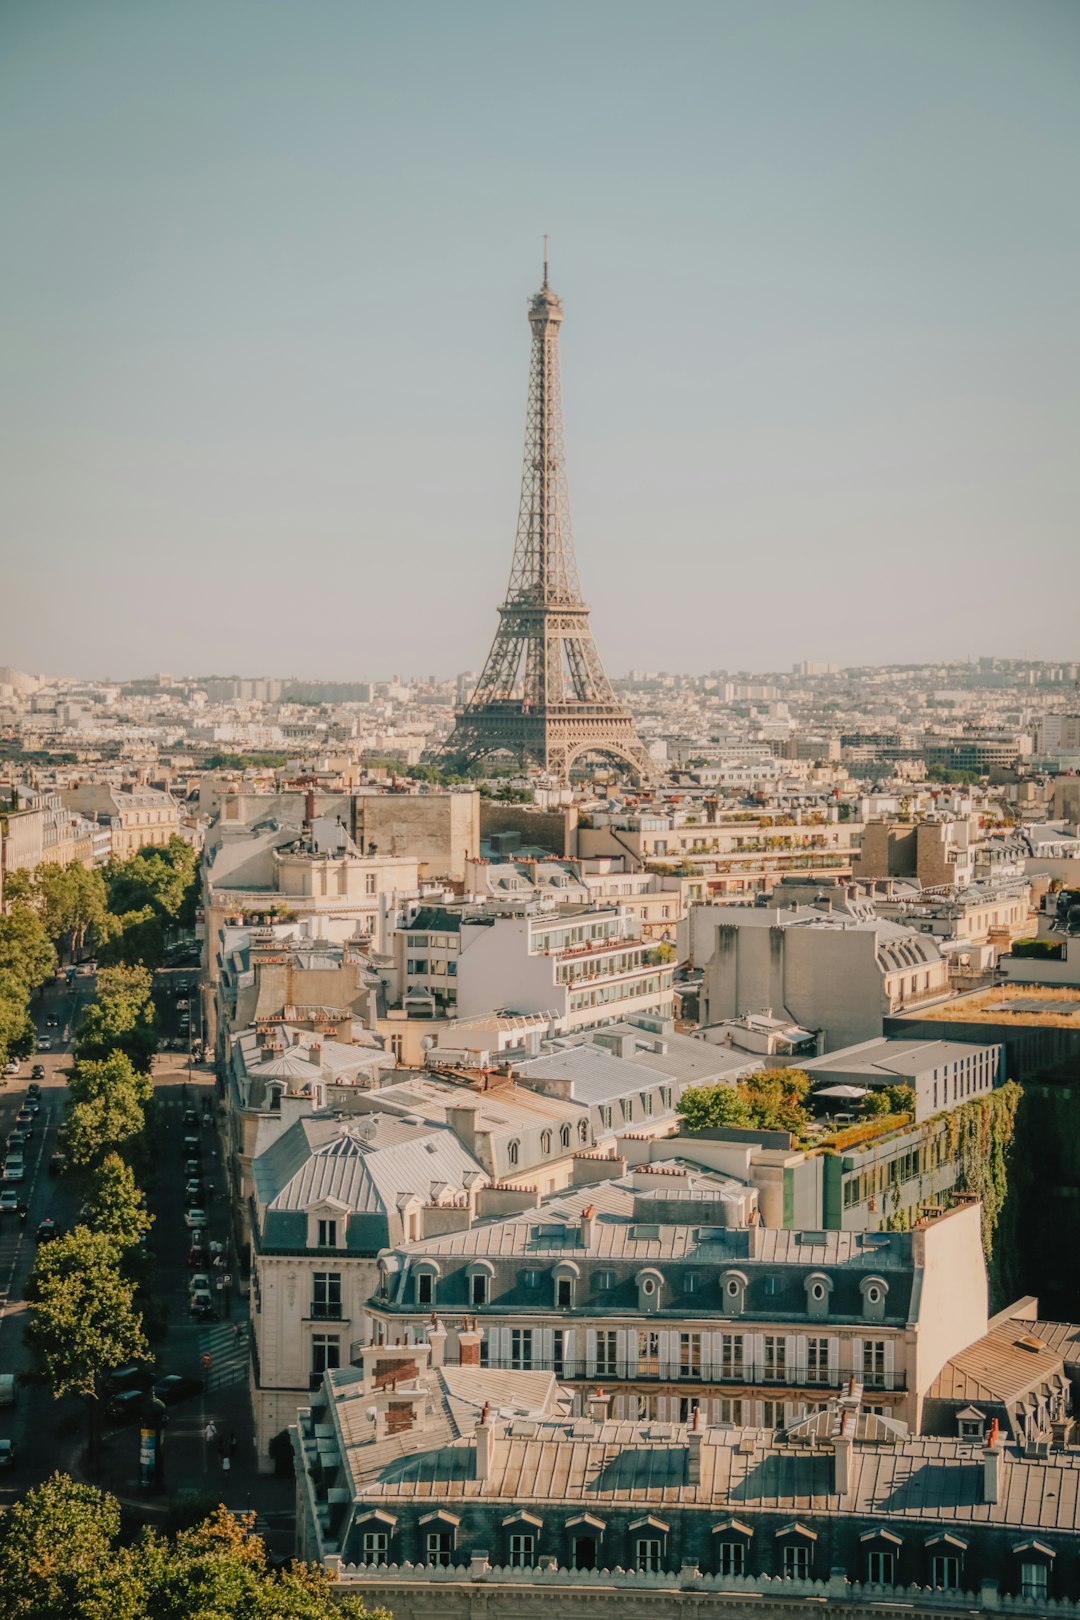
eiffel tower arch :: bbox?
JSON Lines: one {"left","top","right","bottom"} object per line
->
{"left": 437, "top": 261, "right": 653, "bottom": 783}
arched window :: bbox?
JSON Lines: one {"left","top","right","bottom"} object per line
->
{"left": 560, "top": 1125, "right": 571, "bottom": 1150}
{"left": 508, "top": 1139, "right": 520, "bottom": 1167}
{"left": 541, "top": 1130, "right": 552, "bottom": 1155}
{"left": 578, "top": 1120, "right": 589, "bottom": 1144}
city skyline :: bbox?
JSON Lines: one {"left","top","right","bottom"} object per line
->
{"left": 3, "top": 0, "right": 1078, "bottom": 678}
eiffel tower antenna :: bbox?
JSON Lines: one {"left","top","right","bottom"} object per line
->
{"left": 437, "top": 266, "right": 653, "bottom": 782}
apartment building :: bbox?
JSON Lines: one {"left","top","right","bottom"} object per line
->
{"left": 248, "top": 1112, "right": 488, "bottom": 1467}
{"left": 684, "top": 905, "right": 949, "bottom": 1051}
{"left": 390, "top": 900, "right": 674, "bottom": 1033}
{"left": 295, "top": 1334, "right": 1080, "bottom": 1617}
{"left": 61, "top": 782, "right": 179, "bottom": 857}
{"left": 364, "top": 1186, "right": 988, "bottom": 1435}
{"left": 576, "top": 806, "right": 859, "bottom": 901}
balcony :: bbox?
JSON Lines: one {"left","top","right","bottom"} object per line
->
{"left": 486, "top": 1357, "right": 904, "bottom": 1392}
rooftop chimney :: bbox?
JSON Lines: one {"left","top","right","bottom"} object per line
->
{"left": 983, "top": 1418, "right": 1004, "bottom": 1504}
{"left": 304, "top": 787, "right": 316, "bottom": 827}
{"left": 458, "top": 1320, "right": 483, "bottom": 1367}
{"left": 588, "top": 1387, "right": 611, "bottom": 1425}
{"left": 580, "top": 1204, "right": 596, "bottom": 1248}
{"left": 687, "top": 1404, "right": 703, "bottom": 1484}
{"left": 426, "top": 1315, "right": 447, "bottom": 1369}
{"left": 475, "top": 1401, "right": 497, "bottom": 1481}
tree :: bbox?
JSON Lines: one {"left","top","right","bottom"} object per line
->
{"left": 0, "top": 1473, "right": 123, "bottom": 1620}
{"left": 27, "top": 1231, "right": 148, "bottom": 1470}
{"left": 0, "top": 903, "right": 56, "bottom": 994}
{"left": 678, "top": 1084, "right": 752, "bottom": 1131}
{"left": 65, "top": 1083, "right": 146, "bottom": 1170}
{"left": 738, "top": 1067, "right": 812, "bottom": 1134}
{"left": 75, "top": 966, "right": 158, "bottom": 1073}
{"left": 83, "top": 1154, "right": 153, "bottom": 1252}
{"left": 0, "top": 1479, "right": 392, "bottom": 1620}
{"left": 33, "top": 862, "right": 107, "bottom": 958}
{"left": 97, "top": 904, "right": 166, "bottom": 971}
{"left": 70, "top": 1049, "right": 154, "bottom": 1108}
{"left": 0, "top": 991, "right": 35, "bottom": 1067}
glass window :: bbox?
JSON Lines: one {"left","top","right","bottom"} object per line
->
{"left": 316, "top": 1219, "right": 337, "bottom": 1249}
{"left": 863, "top": 1339, "right": 886, "bottom": 1387}
{"left": 807, "top": 1338, "right": 829, "bottom": 1383}
{"left": 560, "top": 1125, "right": 571, "bottom": 1149}
{"left": 596, "top": 1331, "right": 618, "bottom": 1377}
{"left": 362, "top": 1531, "right": 388, "bottom": 1566}
{"left": 721, "top": 1334, "right": 744, "bottom": 1378}
{"left": 417, "top": 1271, "right": 434, "bottom": 1306}
{"left": 556, "top": 1277, "right": 573, "bottom": 1308}
{"left": 932, "top": 1555, "right": 959, "bottom": 1590}
{"left": 470, "top": 1272, "right": 488, "bottom": 1306}
{"left": 311, "top": 1334, "right": 340, "bottom": 1376}
{"left": 507, "top": 1140, "right": 520, "bottom": 1166}
{"left": 716, "top": 1540, "right": 744, "bottom": 1576}
{"left": 680, "top": 1333, "right": 702, "bottom": 1378}
{"left": 867, "top": 1550, "right": 894, "bottom": 1585}
{"left": 524, "top": 1268, "right": 541, "bottom": 1289}
{"left": 635, "top": 1538, "right": 662, "bottom": 1573}
{"left": 509, "top": 1532, "right": 534, "bottom": 1568}
{"left": 427, "top": 1531, "right": 452, "bottom": 1566}
{"left": 784, "top": 1544, "right": 810, "bottom": 1579}
{"left": 596, "top": 1270, "right": 615, "bottom": 1291}
{"left": 541, "top": 1130, "right": 552, "bottom": 1155}
{"left": 510, "top": 1328, "right": 533, "bottom": 1370}
{"left": 764, "top": 1336, "right": 786, "bottom": 1381}
{"left": 312, "top": 1272, "right": 342, "bottom": 1319}
{"left": 552, "top": 1329, "right": 564, "bottom": 1376}
{"left": 1020, "top": 1563, "right": 1048, "bottom": 1600}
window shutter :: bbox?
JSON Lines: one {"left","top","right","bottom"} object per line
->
{"left": 884, "top": 1338, "right": 895, "bottom": 1391}
{"left": 794, "top": 1335, "right": 809, "bottom": 1382}
{"left": 750, "top": 1332, "right": 766, "bottom": 1380}
{"left": 563, "top": 1327, "right": 576, "bottom": 1365}
{"left": 827, "top": 1336, "right": 840, "bottom": 1384}
{"left": 785, "top": 1335, "right": 798, "bottom": 1382}
{"left": 585, "top": 1328, "right": 597, "bottom": 1378}
{"left": 616, "top": 1328, "right": 629, "bottom": 1376}
{"left": 541, "top": 1327, "right": 554, "bottom": 1369}
{"left": 851, "top": 1337, "right": 864, "bottom": 1384}
{"left": 625, "top": 1330, "right": 639, "bottom": 1376}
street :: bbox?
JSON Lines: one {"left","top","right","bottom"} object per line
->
{"left": 0, "top": 970, "right": 293, "bottom": 1547}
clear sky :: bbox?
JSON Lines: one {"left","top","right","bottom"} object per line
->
{"left": 1, "top": 0, "right": 1078, "bottom": 681}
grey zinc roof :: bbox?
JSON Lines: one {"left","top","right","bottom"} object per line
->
{"left": 263, "top": 1118, "right": 486, "bottom": 1219}
{"left": 334, "top": 1405, "right": 1080, "bottom": 1534}
{"left": 517, "top": 1045, "right": 670, "bottom": 1105}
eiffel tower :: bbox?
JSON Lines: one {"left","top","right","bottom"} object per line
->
{"left": 438, "top": 257, "right": 653, "bottom": 782}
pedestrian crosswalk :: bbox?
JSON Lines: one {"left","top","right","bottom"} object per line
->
{"left": 197, "top": 1320, "right": 250, "bottom": 1392}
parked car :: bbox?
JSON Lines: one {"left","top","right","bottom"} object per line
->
{"left": 183, "top": 1159, "right": 202, "bottom": 1181}
{"left": 181, "top": 1135, "right": 200, "bottom": 1157}
{"left": 106, "top": 1363, "right": 154, "bottom": 1396}
{"left": 48, "top": 1151, "right": 66, "bottom": 1177}
{"left": 186, "top": 1244, "right": 206, "bottom": 1270}
{"left": 0, "top": 1190, "right": 19, "bottom": 1215}
{"left": 6, "top": 1132, "right": 27, "bottom": 1154}
{"left": 152, "top": 1374, "right": 204, "bottom": 1406}
{"left": 176, "top": 998, "right": 190, "bottom": 1011}
{"left": 182, "top": 1108, "right": 198, "bottom": 1128}
{"left": 190, "top": 1293, "right": 216, "bottom": 1322}
{"left": 3, "top": 1062, "right": 19, "bottom": 1078}
{"left": 3, "top": 1159, "right": 25, "bottom": 1185}
{"left": 184, "top": 1207, "right": 207, "bottom": 1230}
{"left": 105, "top": 1388, "right": 146, "bottom": 1425}
{"left": 184, "top": 1180, "right": 204, "bottom": 1205}
{"left": 0, "top": 1439, "right": 15, "bottom": 1468}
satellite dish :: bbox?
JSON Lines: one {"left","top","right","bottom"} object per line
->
{"left": 420, "top": 1036, "right": 434, "bottom": 1051}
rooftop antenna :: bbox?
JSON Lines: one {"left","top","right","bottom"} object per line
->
{"left": 542, "top": 234, "right": 549, "bottom": 289}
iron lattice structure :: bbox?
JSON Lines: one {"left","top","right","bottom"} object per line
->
{"left": 439, "top": 266, "right": 653, "bottom": 782}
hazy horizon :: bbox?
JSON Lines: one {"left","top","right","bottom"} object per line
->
{"left": 3, "top": 0, "right": 1078, "bottom": 680}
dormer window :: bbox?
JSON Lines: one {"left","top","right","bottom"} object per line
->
{"left": 541, "top": 1130, "right": 552, "bottom": 1155}
{"left": 860, "top": 1275, "right": 889, "bottom": 1322}
{"left": 467, "top": 1259, "right": 494, "bottom": 1308}
{"left": 317, "top": 1219, "right": 337, "bottom": 1249}
{"left": 637, "top": 1268, "right": 664, "bottom": 1313}
{"left": 508, "top": 1139, "right": 520, "bottom": 1167}
{"left": 578, "top": 1120, "right": 589, "bottom": 1144}
{"left": 720, "top": 1270, "right": 748, "bottom": 1316}
{"left": 560, "top": 1125, "right": 571, "bottom": 1150}
{"left": 804, "top": 1273, "right": 833, "bottom": 1320}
